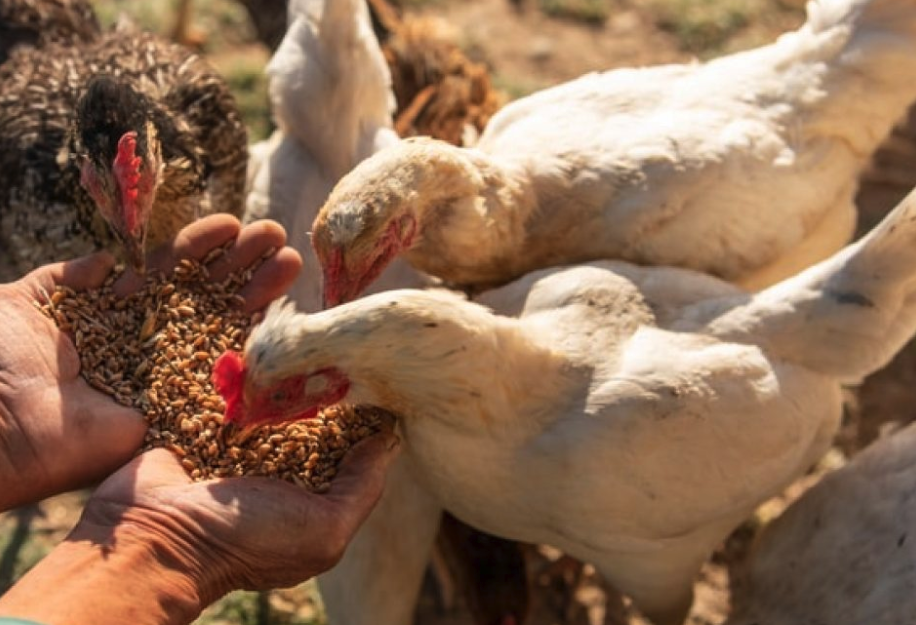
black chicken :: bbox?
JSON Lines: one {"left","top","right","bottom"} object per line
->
{"left": 0, "top": 11, "right": 247, "bottom": 280}
{"left": 0, "top": 0, "right": 99, "bottom": 64}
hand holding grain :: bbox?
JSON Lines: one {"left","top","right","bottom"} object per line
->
{"left": 0, "top": 215, "right": 301, "bottom": 511}
{"left": 0, "top": 432, "right": 399, "bottom": 625}
{"left": 94, "top": 428, "right": 399, "bottom": 593}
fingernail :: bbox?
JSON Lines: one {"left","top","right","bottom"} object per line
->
{"left": 385, "top": 433, "right": 401, "bottom": 452}
{"left": 375, "top": 410, "right": 397, "bottom": 432}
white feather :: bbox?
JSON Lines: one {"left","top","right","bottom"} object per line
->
{"left": 727, "top": 423, "right": 916, "bottom": 625}
{"left": 243, "top": 0, "right": 430, "bottom": 312}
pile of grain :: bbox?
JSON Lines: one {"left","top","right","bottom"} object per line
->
{"left": 37, "top": 247, "right": 381, "bottom": 492}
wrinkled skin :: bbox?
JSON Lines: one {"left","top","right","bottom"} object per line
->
{"left": 0, "top": 215, "right": 302, "bottom": 510}
{"left": 82, "top": 433, "right": 399, "bottom": 600}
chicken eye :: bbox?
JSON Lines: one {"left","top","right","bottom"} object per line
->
{"left": 271, "top": 390, "right": 289, "bottom": 403}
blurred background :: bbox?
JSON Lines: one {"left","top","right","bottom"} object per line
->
{"left": 2, "top": 1, "right": 914, "bottom": 624}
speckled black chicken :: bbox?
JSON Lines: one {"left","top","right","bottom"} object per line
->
{"left": 0, "top": 18, "right": 248, "bottom": 281}
{"left": 0, "top": 0, "right": 99, "bottom": 65}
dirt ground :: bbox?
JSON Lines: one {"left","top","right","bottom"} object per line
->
{"left": 3, "top": 1, "right": 916, "bottom": 624}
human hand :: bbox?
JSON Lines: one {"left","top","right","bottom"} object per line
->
{"left": 0, "top": 215, "right": 302, "bottom": 511}
{"left": 85, "top": 429, "right": 399, "bottom": 595}
{"left": 0, "top": 431, "right": 399, "bottom": 625}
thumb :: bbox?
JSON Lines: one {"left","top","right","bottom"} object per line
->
{"left": 323, "top": 429, "right": 401, "bottom": 521}
{"left": 54, "top": 382, "right": 147, "bottom": 491}
{"left": 29, "top": 252, "right": 116, "bottom": 294}
{"left": 78, "top": 390, "right": 148, "bottom": 452}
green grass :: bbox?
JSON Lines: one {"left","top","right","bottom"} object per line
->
{"left": 0, "top": 494, "right": 87, "bottom": 593}
{"left": 92, "top": 0, "right": 172, "bottom": 32}
{"left": 538, "top": 0, "right": 611, "bottom": 25}
{"left": 645, "top": 0, "right": 804, "bottom": 56}
{"left": 0, "top": 523, "right": 53, "bottom": 590}
{"left": 647, "top": 0, "right": 752, "bottom": 54}
{"left": 213, "top": 49, "right": 274, "bottom": 142}
{"left": 492, "top": 72, "right": 546, "bottom": 102}
{"left": 195, "top": 583, "right": 326, "bottom": 625}
{"left": 195, "top": 591, "right": 269, "bottom": 625}
{"left": 93, "top": 0, "right": 253, "bottom": 46}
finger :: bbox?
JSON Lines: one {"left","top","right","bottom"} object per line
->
{"left": 238, "top": 247, "right": 303, "bottom": 313}
{"left": 206, "top": 219, "right": 288, "bottom": 283}
{"left": 25, "top": 252, "right": 116, "bottom": 296}
{"left": 45, "top": 382, "right": 148, "bottom": 497}
{"left": 91, "top": 448, "right": 193, "bottom": 505}
{"left": 149, "top": 214, "right": 243, "bottom": 271}
{"left": 130, "top": 448, "right": 196, "bottom": 489}
{"left": 322, "top": 431, "right": 401, "bottom": 527}
{"left": 113, "top": 215, "right": 242, "bottom": 296}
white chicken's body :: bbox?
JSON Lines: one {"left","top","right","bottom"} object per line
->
{"left": 243, "top": 0, "right": 428, "bottom": 311}
{"left": 399, "top": 271, "right": 840, "bottom": 622}
{"left": 473, "top": 60, "right": 865, "bottom": 291}
{"left": 248, "top": 185, "right": 916, "bottom": 624}
{"left": 726, "top": 423, "right": 916, "bottom": 625}
{"left": 483, "top": 0, "right": 916, "bottom": 290}
{"left": 329, "top": 268, "right": 839, "bottom": 622}
{"left": 316, "top": 0, "right": 916, "bottom": 295}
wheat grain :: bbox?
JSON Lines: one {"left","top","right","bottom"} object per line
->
{"left": 38, "top": 248, "right": 381, "bottom": 491}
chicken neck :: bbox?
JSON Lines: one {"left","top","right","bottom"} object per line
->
{"left": 391, "top": 141, "right": 539, "bottom": 290}
{"left": 252, "top": 290, "right": 580, "bottom": 433}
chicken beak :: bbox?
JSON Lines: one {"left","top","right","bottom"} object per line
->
{"left": 219, "top": 420, "right": 260, "bottom": 447}
{"left": 122, "top": 230, "right": 147, "bottom": 275}
{"left": 322, "top": 284, "right": 339, "bottom": 309}
{"left": 322, "top": 271, "right": 358, "bottom": 309}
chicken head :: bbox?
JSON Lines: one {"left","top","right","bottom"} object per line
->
{"left": 74, "top": 75, "right": 163, "bottom": 272}
{"left": 312, "top": 194, "right": 417, "bottom": 308}
{"left": 214, "top": 348, "right": 350, "bottom": 435}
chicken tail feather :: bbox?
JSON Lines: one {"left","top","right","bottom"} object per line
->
{"left": 701, "top": 185, "right": 916, "bottom": 382}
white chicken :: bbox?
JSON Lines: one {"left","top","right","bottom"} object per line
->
{"left": 242, "top": 0, "right": 428, "bottom": 311}
{"left": 310, "top": 0, "right": 916, "bottom": 307}
{"left": 242, "top": 2, "right": 442, "bottom": 624}
{"left": 215, "top": 181, "right": 916, "bottom": 625}
{"left": 726, "top": 423, "right": 916, "bottom": 625}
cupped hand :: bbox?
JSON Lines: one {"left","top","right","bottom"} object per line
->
{"left": 79, "top": 430, "right": 400, "bottom": 603}
{"left": 0, "top": 215, "right": 302, "bottom": 511}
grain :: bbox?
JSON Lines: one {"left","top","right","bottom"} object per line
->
{"left": 38, "top": 247, "right": 382, "bottom": 491}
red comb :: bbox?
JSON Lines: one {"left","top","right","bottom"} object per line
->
{"left": 113, "top": 131, "right": 142, "bottom": 232}
{"left": 213, "top": 350, "right": 246, "bottom": 423}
